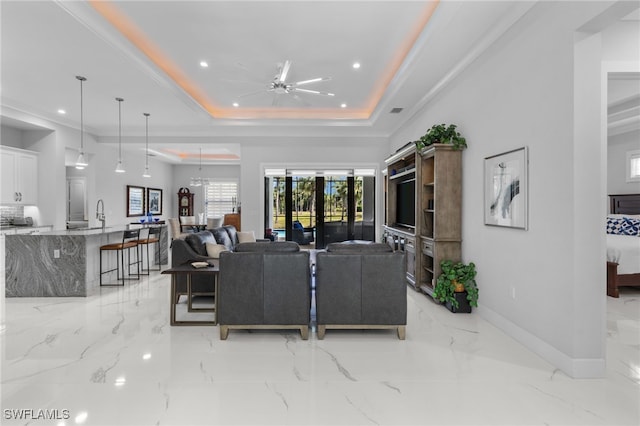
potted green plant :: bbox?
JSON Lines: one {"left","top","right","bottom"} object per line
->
{"left": 414, "top": 123, "right": 467, "bottom": 151}
{"left": 433, "top": 260, "right": 478, "bottom": 313}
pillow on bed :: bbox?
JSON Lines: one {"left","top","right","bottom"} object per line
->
{"left": 606, "top": 217, "right": 640, "bottom": 236}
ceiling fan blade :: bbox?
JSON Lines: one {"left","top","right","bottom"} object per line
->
{"left": 237, "top": 89, "right": 268, "bottom": 99}
{"left": 291, "top": 93, "right": 311, "bottom": 107}
{"left": 295, "top": 88, "right": 335, "bottom": 97}
{"left": 276, "top": 60, "right": 292, "bottom": 83}
{"left": 292, "top": 77, "right": 332, "bottom": 86}
{"left": 234, "top": 62, "right": 270, "bottom": 82}
{"left": 220, "top": 78, "right": 264, "bottom": 86}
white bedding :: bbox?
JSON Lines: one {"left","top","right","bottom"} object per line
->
{"left": 607, "top": 234, "right": 640, "bottom": 275}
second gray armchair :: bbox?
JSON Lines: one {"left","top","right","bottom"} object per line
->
{"left": 217, "top": 242, "right": 311, "bottom": 340}
{"left": 315, "top": 242, "right": 407, "bottom": 339}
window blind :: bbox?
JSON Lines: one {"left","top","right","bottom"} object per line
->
{"left": 204, "top": 181, "right": 238, "bottom": 218}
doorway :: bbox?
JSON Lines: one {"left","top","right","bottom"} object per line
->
{"left": 66, "top": 177, "right": 87, "bottom": 228}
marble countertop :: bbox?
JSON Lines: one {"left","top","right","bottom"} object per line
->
{"left": 39, "top": 226, "right": 125, "bottom": 236}
{"left": 5, "top": 223, "right": 166, "bottom": 237}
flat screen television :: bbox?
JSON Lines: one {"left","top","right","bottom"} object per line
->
{"left": 396, "top": 178, "right": 415, "bottom": 228}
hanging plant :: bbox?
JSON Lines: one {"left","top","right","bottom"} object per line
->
{"left": 414, "top": 123, "right": 467, "bottom": 151}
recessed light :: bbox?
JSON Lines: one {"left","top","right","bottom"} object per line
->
{"left": 200, "top": 61, "right": 209, "bottom": 68}
{"left": 232, "top": 102, "right": 239, "bottom": 107}
{"left": 352, "top": 62, "right": 361, "bottom": 69}
{"left": 340, "top": 103, "right": 347, "bottom": 108}
{"left": 57, "top": 109, "right": 66, "bottom": 115}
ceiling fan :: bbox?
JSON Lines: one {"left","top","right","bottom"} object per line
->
{"left": 237, "top": 60, "right": 334, "bottom": 105}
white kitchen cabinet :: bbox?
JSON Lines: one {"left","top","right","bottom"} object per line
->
{"left": 0, "top": 146, "right": 38, "bottom": 204}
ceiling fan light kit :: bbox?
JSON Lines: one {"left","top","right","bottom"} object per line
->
{"left": 237, "top": 59, "right": 336, "bottom": 104}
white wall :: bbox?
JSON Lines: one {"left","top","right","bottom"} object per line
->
{"left": 238, "top": 136, "right": 388, "bottom": 236}
{"left": 608, "top": 130, "right": 640, "bottom": 195}
{"left": 0, "top": 126, "right": 24, "bottom": 149}
{"left": 389, "top": 1, "right": 622, "bottom": 378}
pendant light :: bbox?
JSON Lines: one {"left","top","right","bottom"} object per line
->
{"left": 190, "top": 147, "right": 209, "bottom": 187}
{"left": 142, "top": 113, "right": 151, "bottom": 178}
{"left": 114, "top": 97, "right": 125, "bottom": 173}
{"left": 75, "top": 76, "right": 88, "bottom": 169}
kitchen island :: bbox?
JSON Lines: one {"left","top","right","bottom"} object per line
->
{"left": 5, "top": 225, "right": 168, "bottom": 297}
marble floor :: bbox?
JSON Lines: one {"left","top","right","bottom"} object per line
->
{"left": 1, "top": 271, "right": 639, "bottom": 426}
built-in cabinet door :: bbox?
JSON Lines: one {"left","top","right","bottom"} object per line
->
{"left": 0, "top": 147, "right": 38, "bottom": 204}
{"left": 17, "top": 152, "right": 37, "bottom": 204}
{"left": 0, "top": 149, "right": 17, "bottom": 203}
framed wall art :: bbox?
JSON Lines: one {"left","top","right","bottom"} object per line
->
{"left": 147, "top": 187, "right": 163, "bottom": 215}
{"left": 484, "top": 147, "right": 528, "bottom": 230}
{"left": 126, "top": 185, "right": 145, "bottom": 217}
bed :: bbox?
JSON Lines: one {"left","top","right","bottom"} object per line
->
{"left": 606, "top": 194, "right": 640, "bottom": 297}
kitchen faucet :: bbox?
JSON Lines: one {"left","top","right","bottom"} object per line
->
{"left": 96, "top": 199, "right": 106, "bottom": 230}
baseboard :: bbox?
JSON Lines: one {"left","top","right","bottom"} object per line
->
{"left": 477, "top": 305, "right": 605, "bottom": 379}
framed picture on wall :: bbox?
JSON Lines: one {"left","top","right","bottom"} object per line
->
{"left": 147, "top": 187, "right": 163, "bottom": 215}
{"left": 484, "top": 147, "right": 528, "bottom": 230}
{"left": 127, "top": 185, "right": 145, "bottom": 217}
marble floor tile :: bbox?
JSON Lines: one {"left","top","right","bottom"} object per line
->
{"left": 1, "top": 272, "right": 639, "bottom": 425}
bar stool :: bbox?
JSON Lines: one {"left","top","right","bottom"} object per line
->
{"left": 137, "top": 226, "right": 162, "bottom": 274}
{"left": 100, "top": 229, "right": 141, "bottom": 286}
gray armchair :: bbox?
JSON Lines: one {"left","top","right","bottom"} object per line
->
{"left": 217, "top": 241, "right": 311, "bottom": 340}
{"left": 292, "top": 220, "right": 314, "bottom": 245}
{"left": 315, "top": 242, "right": 407, "bottom": 339}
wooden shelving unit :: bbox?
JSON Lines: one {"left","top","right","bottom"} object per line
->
{"left": 383, "top": 143, "right": 462, "bottom": 297}
{"left": 418, "top": 144, "right": 462, "bottom": 296}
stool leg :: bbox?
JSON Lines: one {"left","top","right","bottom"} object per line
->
{"left": 120, "top": 247, "right": 125, "bottom": 284}
{"left": 155, "top": 241, "right": 161, "bottom": 270}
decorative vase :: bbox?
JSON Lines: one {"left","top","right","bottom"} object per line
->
{"left": 453, "top": 279, "right": 465, "bottom": 293}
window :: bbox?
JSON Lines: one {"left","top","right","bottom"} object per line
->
{"left": 627, "top": 150, "right": 640, "bottom": 182}
{"left": 204, "top": 180, "right": 238, "bottom": 218}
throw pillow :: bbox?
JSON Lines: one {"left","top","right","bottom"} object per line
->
{"left": 206, "top": 243, "right": 229, "bottom": 259}
{"left": 606, "top": 217, "right": 640, "bottom": 236}
{"left": 237, "top": 231, "right": 256, "bottom": 243}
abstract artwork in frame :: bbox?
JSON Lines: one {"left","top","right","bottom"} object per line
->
{"left": 484, "top": 147, "right": 528, "bottom": 230}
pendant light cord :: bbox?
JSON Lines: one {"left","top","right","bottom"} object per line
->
{"left": 76, "top": 76, "right": 86, "bottom": 152}
{"left": 144, "top": 113, "right": 150, "bottom": 168}
{"left": 117, "top": 98, "right": 123, "bottom": 160}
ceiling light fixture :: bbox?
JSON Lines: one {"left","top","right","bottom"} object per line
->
{"left": 232, "top": 102, "right": 239, "bottom": 107}
{"left": 142, "top": 113, "right": 151, "bottom": 178}
{"left": 115, "top": 98, "right": 125, "bottom": 173}
{"left": 341, "top": 103, "right": 347, "bottom": 108}
{"left": 57, "top": 109, "right": 66, "bottom": 115}
{"left": 190, "top": 148, "right": 209, "bottom": 187}
{"left": 75, "top": 76, "right": 88, "bottom": 170}
{"left": 352, "top": 62, "right": 361, "bottom": 69}
{"left": 200, "top": 61, "right": 208, "bottom": 68}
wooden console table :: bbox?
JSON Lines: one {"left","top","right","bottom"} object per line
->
{"left": 162, "top": 263, "right": 218, "bottom": 326}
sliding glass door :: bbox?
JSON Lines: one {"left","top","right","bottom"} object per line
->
{"left": 265, "top": 169, "right": 375, "bottom": 248}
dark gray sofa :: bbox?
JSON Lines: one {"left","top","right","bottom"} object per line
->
{"left": 217, "top": 241, "right": 311, "bottom": 340}
{"left": 315, "top": 242, "right": 407, "bottom": 339}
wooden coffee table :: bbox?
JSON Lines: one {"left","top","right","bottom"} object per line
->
{"left": 162, "top": 262, "right": 218, "bottom": 326}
